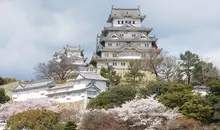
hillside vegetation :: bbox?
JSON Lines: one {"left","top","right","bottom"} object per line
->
{"left": 0, "top": 82, "right": 19, "bottom": 98}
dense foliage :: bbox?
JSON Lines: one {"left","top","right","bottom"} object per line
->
{"left": 6, "top": 109, "right": 59, "bottom": 130}
{"left": 64, "top": 121, "right": 77, "bottom": 130}
{"left": 124, "top": 61, "right": 145, "bottom": 86}
{"left": 87, "top": 84, "right": 136, "bottom": 109}
{"left": 179, "top": 51, "right": 200, "bottom": 85}
{"left": 0, "top": 88, "right": 10, "bottom": 104}
{"left": 100, "top": 66, "right": 121, "bottom": 86}
{"left": 0, "top": 77, "right": 16, "bottom": 85}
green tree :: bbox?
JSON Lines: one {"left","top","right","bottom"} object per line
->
{"left": 138, "top": 81, "right": 170, "bottom": 98}
{"left": 180, "top": 96, "right": 212, "bottom": 123}
{"left": 205, "top": 79, "right": 220, "bottom": 122}
{"left": 87, "top": 85, "right": 137, "bottom": 109}
{"left": 64, "top": 121, "right": 77, "bottom": 130}
{"left": 0, "top": 88, "right": 10, "bottom": 104}
{"left": 6, "top": 109, "right": 59, "bottom": 130}
{"left": 206, "top": 79, "right": 220, "bottom": 95}
{"left": 124, "top": 61, "right": 145, "bottom": 86}
{"left": 158, "top": 83, "right": 193, "bottom": 109}
{"left": 0, "top": 76, "right": 5, "bottom": 85}
{"left": 179, "top": 51, "right": 200, "bottom": 85}
{"left": 100, "top": 66, "right": 121, "bottom": 86}
{"left": 192, "top": 61, "right": 219, "bottom": 85}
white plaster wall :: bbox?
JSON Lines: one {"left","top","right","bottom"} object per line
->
{"left": 97, "top": 61, "right": 129, "bottom": 69}
{"left": 0, "top": 123, "right": 6, "bottom": 130}
{"left": 67, "top": 51, "right": 81, "bottom": 58}
{"left": 49, "top": 90, "right": 87, "bottom": 103}
{"left": 193, "top": 89, "right": 209, "bottom": 96}
{"left": 13, "top": 88, "right": 48, "bottom": 101}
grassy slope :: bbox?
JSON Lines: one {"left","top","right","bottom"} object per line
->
{"left": 0, "top": 82, "right": 19, "bottom": 98}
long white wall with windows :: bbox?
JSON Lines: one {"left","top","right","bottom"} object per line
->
{"left": 12, "top": 72, "right": 108, "bottom": 103}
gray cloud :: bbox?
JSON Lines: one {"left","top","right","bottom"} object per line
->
{"left": 0, "top": 0, "right": 219, "bottom": 79}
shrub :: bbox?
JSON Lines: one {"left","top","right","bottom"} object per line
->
{"left": 64, "top": 121, "right": 77, "bottom": 130}
{"left": 53, "top": 123, "right": 66, "bottom": 130}
{"left": 0, "top": 88, "right": 10, "bottom": 104}
{"left": 6, "top": 109, "right": 59, "bottom": 130}
{"left": 87, "top": 84, "right": 136, "bottom": 109}
{"left": 165, "top": 117, "right": 198, "bottom": 130}
{"left": 59, "top": 109, "right": 81, "bottom": 123}
{"left": 180, "top": 97, "right": 212, "bottom": 124}
{"left": 79, "top": 110, "right": 127, "bottom": 130}
{"left": 138, "top": 81, "right": 170, "bottom": 98}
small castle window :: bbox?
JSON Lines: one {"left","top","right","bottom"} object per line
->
{"left": 116, "top": 43, "right": 120, "bottom": 46}
{"left": 128, "top": 21, "right": 131, "bottom": 24}
{"left": 133, "top": 21, "right": 135, "bottom": 24}
{"left": 113, "top": 62, "right": 117, "bottom": 66}
{"left": 119, "top": 34, "right": 124, "bottom": 37}
{"left": 121, "top": 21, "right": 124, "bottom": 24}
{"left": 142, "top": 54, "right": 146, "bottom": 58}
{"left": 118, "top": 21, "right": 120, "bottom": 24}
{"left": 105, "top": 53, "right": 109, "bottom": 57}
{"left": 112, "top": 35, "right": 117, "bottom": 38}
{"left": 140, "top": 36, "right": 145, "bottom": 38}
{"left": 121, "top": 62, "right": 126, "bottom": 66}
{"left": 108, "top": 43, "right": 112, "bottom": 46}
{"left": 145, "top": 44, "right": 149, "bottom": 47}
{"left": 113, "top": 54, "right": 117, "bottom": 57}
{"left": 105, "top": 62, "right": 109, "bottom": 66}
{"left": 132, "top": 34, "right": 136, "bottom": 37}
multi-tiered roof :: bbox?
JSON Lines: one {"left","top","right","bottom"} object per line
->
{"left": 92, "top": 7, "right": 162, "bottom": 69}
{"left": 53, "top": 45, "right": 87, "bottom": 65}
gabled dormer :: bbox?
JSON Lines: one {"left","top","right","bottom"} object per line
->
{"left": 119, "top": 24, "right": 136, "bottom": 30}
{"left": 134, "top": 33, "right": 150, "bottom": 40}
{"left": 106, "top": 32, "right": 123, "bottom": 40}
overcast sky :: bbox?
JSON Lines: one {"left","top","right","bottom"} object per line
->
{"left": 0, "top": 0, "right": 220, "bottom": 80}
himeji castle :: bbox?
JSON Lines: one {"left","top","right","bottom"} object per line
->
{"left": 91, "top": 7, "right": 162, "bottom": 71}
{"left": 12, "top": 6, "right": 162, "bottom": 104}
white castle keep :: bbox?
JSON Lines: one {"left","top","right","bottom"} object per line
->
{"left": 91, "top": 7, "right": 162, "bottom": 70}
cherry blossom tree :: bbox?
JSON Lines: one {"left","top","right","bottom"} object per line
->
{"left": 0, "top": 99, "right": 59, "bottom": 122}
{"left": 80, "top": 95, "right": 181, "bottom": 130}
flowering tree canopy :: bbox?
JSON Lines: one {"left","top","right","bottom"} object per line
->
{"left": 0, "top": 99, "right": 59, "bottom": 122}
{"left": 80, "top": 95, "right": 181, "bottom": 130}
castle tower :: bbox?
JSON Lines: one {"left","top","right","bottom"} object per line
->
{"left": 53, "top": 45, "right": 87, "bottom": 66}
{"left": 91, "top": 7, "right": 162, "bottom": 71}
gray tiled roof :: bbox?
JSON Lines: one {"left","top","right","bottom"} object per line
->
{"left": 111, "top": 8, "right": 140, "bottom": 17}
{"left": 49, "top": 82, "right": 74, "bottom": 90}
{"left": 14, "top": 80, "right": 54, "bottom": 91}
{"left": 104, "top": 26, "right": 152, "bottom": 31}
{"left": 79, "top": 72, "right": 108, "bottom": 81}
{"left": 193, "top": 85, "right": 209, "bottom": 89}
{"left": 25, "top": 80, "right": 54, "bottom": 88}
{"left": 107, "top": 8, "right": 146, "bottom": 22}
